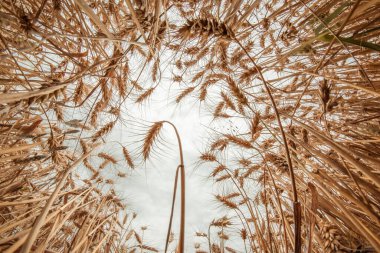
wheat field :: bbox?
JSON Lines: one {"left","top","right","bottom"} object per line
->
{"left": 0, "top": 0, "right": 380, "bottom": 252}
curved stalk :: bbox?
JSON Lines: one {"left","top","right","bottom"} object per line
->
{"left": 161, "top": 121, "right": 186, "bottom": 253}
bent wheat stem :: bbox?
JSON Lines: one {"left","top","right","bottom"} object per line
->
{"left": 234, "top": 38, "right": 301, "bottom": 252}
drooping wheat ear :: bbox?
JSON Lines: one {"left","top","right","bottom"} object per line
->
{"left": 184, "top": 46, "right": 200, "bottom": 55}
{"left": 240, "top": 229, "right": 247, "bottom": 240}
{"left": 122, "top": 146, "right": 135, "bottom": 169}
{"left": 134, "top": 230, "right": 142, "bottom": 244}
{"left": 320, "top": 222, "right": 346, "bottom": 253}
{"left": 225, "top": 246, "right": 237, "bottom": 253}
{"left": 318, "top": 79, "right": 331, "bottom": 114}
{"left": 136, "top": 87, "right": 155, "bottom": 103}
{"left": 118, "top": 172, "right": 127, "bottom": 178}
{"left": 211, "top": 216, "right": 232, "bottom": 227}
{"left": 200, "top": 152, "right": 217, "bottom": 162}
{"left": 212, "top": 244, "right": 221, "bottom": 253}
{"left": 250, "top": 113, "right": 261, "bottom": 140}
{"left": 242, "top": 165, "right": 259, "bottom": 178}
{"left": 92, "top": 121, "right": 116, "bottom": 141}
{"left": 83, "top": 158, "right": 96, "bottom": 173}
{"left": 98, "top": 152, "right": 117, "bottom": 164}
{"left": 265, "top": 153, "right": 288, "bottom": 173}
{"left": 213, "top": 102, "right": 225, "bottom": 118}
{"left": 211, "top": 164, "right": 227, "bottom": 177}
{"left": 74, "top": 80, "right": 85, "bottom": 104}
{"left": 152, "top": 59, "right": 160, "bottom": 82}
{"left": 199, "top": 87, "right": 208, "bottom": 101}
{"left": 239, "top": 67, "right": 262, "bottom": 84}
{"left": 225, "top": 134, "right": 252, "bottom": 149}
{"left": 195, "top": 232, "right": 208, "bottom": 237}
{"left": 122, "top": 229, "right": 134, "bottom": 242}
{"left": 191, "top": 70, "right": 206, "bottom": 83}
{"left": 176, "top": 86, "right": 195, "bottom": 103}
{"left": 143, "top": 121, "right": 163, "bottom": 160}
{"left": 302, "top": 128, "right": 308, "bottom": 143}
{"left": 219, "top": 232, "right": 229, "bottom": 240}
{"left": 221, "top": 92, "right": 236, "bottom": 111}
{"left": 226, "top": 77, "right": 248, "bottom": 106}
{"left": 116, "top": 76, "right": 127, "bottom": 98}
{"left": 238, "top": 159, "right": 251, "bottom": 167}
{"left": 210, "top": 139, "right": 228, "bottom": 151}
{"left": 99, "top": 160, "right": 110, "bottom": 170}
{"left": 140, "top": 245, "right": 159, "bottom": 252}
{"left": 176, "top": 18, "right": 234, "bottom": 41}
{"left": 216, "top": 195, "right": 238, "bottom": 209}
{"left": 216, "top": 174, "right": 231, "bottom": 182}
{"left": 224, "top": 192, "right": 240, "bottom": 199}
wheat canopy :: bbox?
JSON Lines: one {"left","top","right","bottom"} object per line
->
{"left": 1, "top": 0, "right": 380, "bottom": 252}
